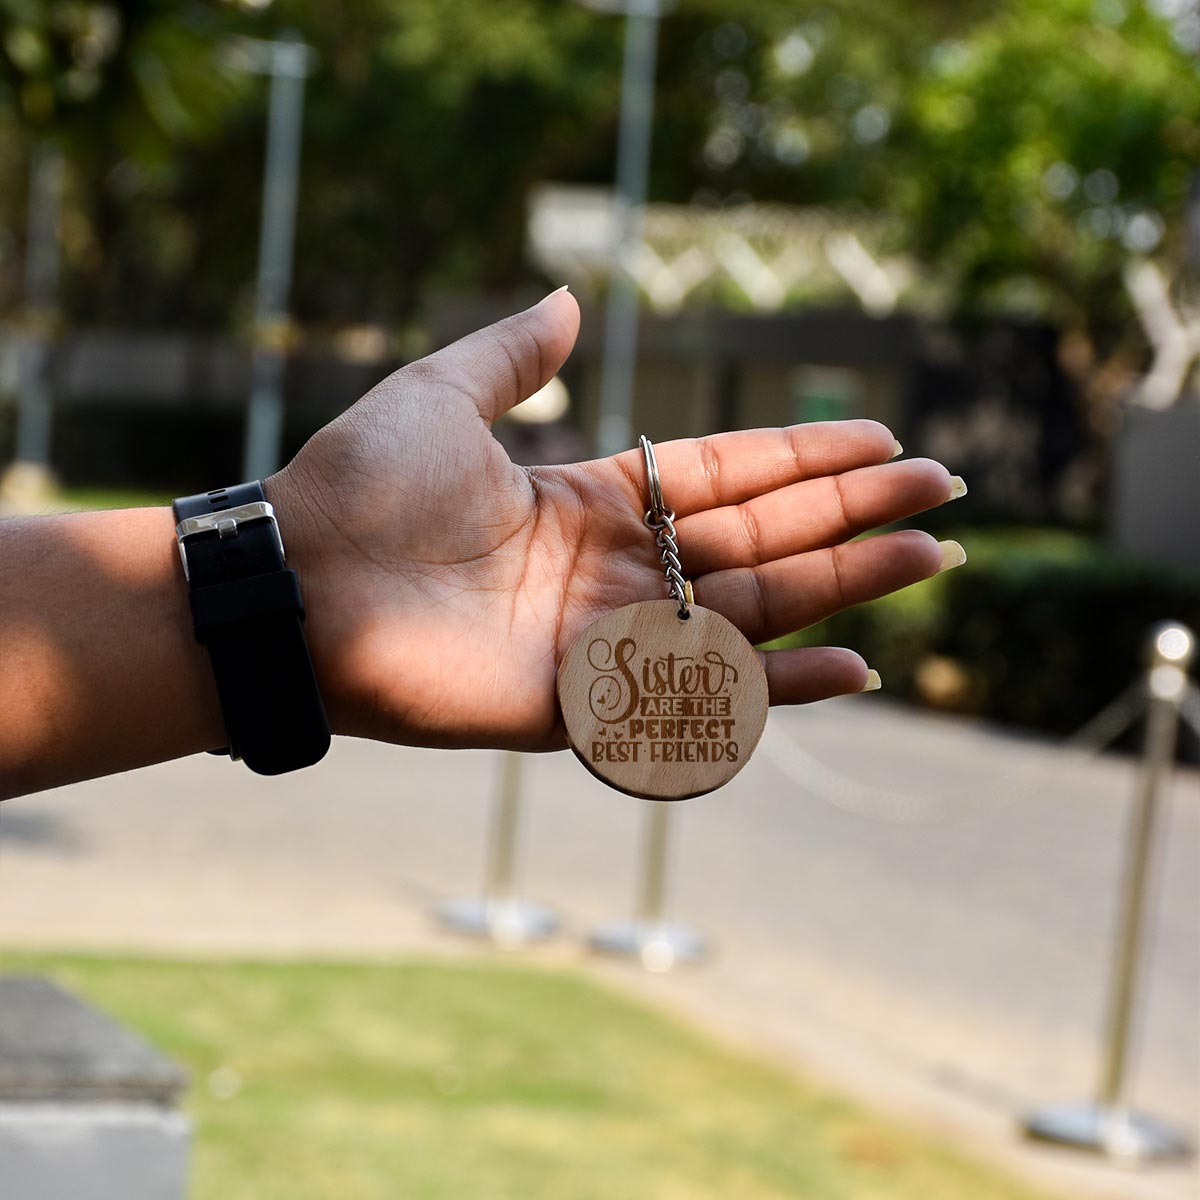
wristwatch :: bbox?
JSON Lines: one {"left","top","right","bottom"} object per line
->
{"left": 173, "top": 481, "right": 330, "bottom": 775}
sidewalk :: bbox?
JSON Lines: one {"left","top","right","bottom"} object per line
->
{"left": 1, "top": 697, "right": 1196, "bottom": 1200}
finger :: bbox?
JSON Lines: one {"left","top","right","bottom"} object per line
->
{"left": 695, "top": 529, "right": 949, "bottom": 644}
{"left": 759, "top": 645, "right": 872, "bottom": 705}
{"left": 679, "top": 458, "right": 956, "bottom": 574}
{"left": 414, "top": 287, "right": 581, "bottom": 424}
{"left": 608, "top": 420, "right": 898, "bottom": 518}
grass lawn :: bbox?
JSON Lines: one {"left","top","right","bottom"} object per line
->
{"left": 59, "top": 486, "right": 175, "bottom": 511}
{"left": 0, "top": 953, "right": 1056, "bottom": 1200}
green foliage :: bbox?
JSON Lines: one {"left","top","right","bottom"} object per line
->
{"left": 0, "top": 953, "right": 1061, "bottom": 1200}
{"left": 60, "top": 484, "right": 172, "bottom": 509}
{"left": 896, "top": 0, "right": 1200, "bottom": 324}
{"left": 0, "top": 1, "right": 1196, "bottom": 331}
{"left": 705, "top": 0, "right": 1200, "bottom": 325}
{"left": 0, "top": 2, "right": 244, "bottom": 152}
{"left": 777, "top": 528, "right": 1200, "bottom": 736}
{"left": 273, "top": 0, "right": 626, "bottom": 321}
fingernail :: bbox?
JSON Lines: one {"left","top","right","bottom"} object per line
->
{"left": 937, "top": 539, "right": 967, "bottom": 573}
{"left": 860, "top": 669, "right": 882, "bottom": 692}
{"left": 542, "top": 284, "right": 570, "bottom": 300}
{"left": 891, "top": 439, "right": 903, "bottom": 458}
{"left": 947, "top": 475, "right": 968, "bottom": 501}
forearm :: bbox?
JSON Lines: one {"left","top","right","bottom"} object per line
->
{"left": 0, "top": 506, "right": 225, "bottom": 799}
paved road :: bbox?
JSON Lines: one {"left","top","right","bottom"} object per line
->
{"left": 1, "top": 697, "right": 1196, "bottom": 1199}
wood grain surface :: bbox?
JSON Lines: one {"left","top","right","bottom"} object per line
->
{"left": 556, "top": 600, "right": 768, "bottom": 800}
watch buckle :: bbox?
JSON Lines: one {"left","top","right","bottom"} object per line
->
{"left": 176, "top": 501, "right": 285, "bottom": 582}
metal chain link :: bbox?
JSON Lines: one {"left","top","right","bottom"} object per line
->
{"left": 760, "top": 681, "right": 1151, "bottom": 826}
{"left": 644, "top": 507, "right": 690, "bottom": 619}
{"left": 640, "top": 434, "right": 690, "bottom": 619}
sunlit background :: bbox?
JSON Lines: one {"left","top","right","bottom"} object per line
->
{"left": 0, "top": 3, "right": 1197, "bottom": 1199}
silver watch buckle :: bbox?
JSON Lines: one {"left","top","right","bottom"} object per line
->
{"left": 176, "top": 501, "right": 285, "bottom": 582}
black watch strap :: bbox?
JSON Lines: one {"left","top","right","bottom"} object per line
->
{"left": 173, "top": 481, "right": 330, "bottom": 775}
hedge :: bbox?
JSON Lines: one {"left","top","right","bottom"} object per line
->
{"left": 774, "top": 529, "right": 1200, "bottom": 740}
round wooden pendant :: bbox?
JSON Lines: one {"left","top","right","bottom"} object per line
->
{"left": 556, "top": 600, "right": 769, "bottom": 801}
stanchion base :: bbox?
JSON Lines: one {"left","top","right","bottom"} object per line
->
{"left": 1023, "top": 1102, "right": 1192, "bottom": 1163}
{"left": 435, "top": 897, "right": 560, "bottom": 947}
{"left": 587, "top": 920, "right": 707, "bottom": 973}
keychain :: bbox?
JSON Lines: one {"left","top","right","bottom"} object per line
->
{"left": 556, "top": 435, "right": 769, "bottom": 801}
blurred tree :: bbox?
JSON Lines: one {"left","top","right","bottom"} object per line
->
{"left": 0, "top": 1, "right": 239, "bottom": 148}
{"left": 0, "top": 1, "right": 245, "bottom": 319}
{"left": 0, "top": 0, "right": 1195, "bottom": 370}
{"left": 694, "top": 0, "right": 1200, "bottom": 414}
{"left": 0, "top": 0, "right": 629, "bottom": 326}
{"left": 275, "top": 0, "right": 625, "bottom": 323}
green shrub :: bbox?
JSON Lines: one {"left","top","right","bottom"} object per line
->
{"left": 776, "top": 529, "right": 1200, "bottom": 737}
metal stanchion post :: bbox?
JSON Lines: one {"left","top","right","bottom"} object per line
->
{"left": 570, "top": 0, "right": 675, "bottom": 455}
{"left": 1024, "top": 622, "right": 1195, "bottom": 1163}
{"left": 239, "top": 33, "right": 311, "bottom": 482}
{"left": 588, "top": 803, "right": 707, "bottom": 972}
{"left": 594, "top": 0, "right": 662, "bottom": 458}
{"left": 2, "top": 142, "right": 63, "bottom": 506}
{"left": 436, "top": 752, "right": 561, "bottom": 947}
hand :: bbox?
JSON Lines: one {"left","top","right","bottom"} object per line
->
{"left": 270, "top": 289, "right": 960, "bottom": 751}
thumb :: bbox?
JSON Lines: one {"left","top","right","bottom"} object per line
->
{"left": 422, "top": 286, "right": 581, "bottom": 425}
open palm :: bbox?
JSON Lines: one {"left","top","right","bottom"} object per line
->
{"left": 271, "top": 290, "right": 959, "bottom": 751}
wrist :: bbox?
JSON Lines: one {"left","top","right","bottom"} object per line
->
{"left": 261, "top": 466, "right": 353, "bottom": 738}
